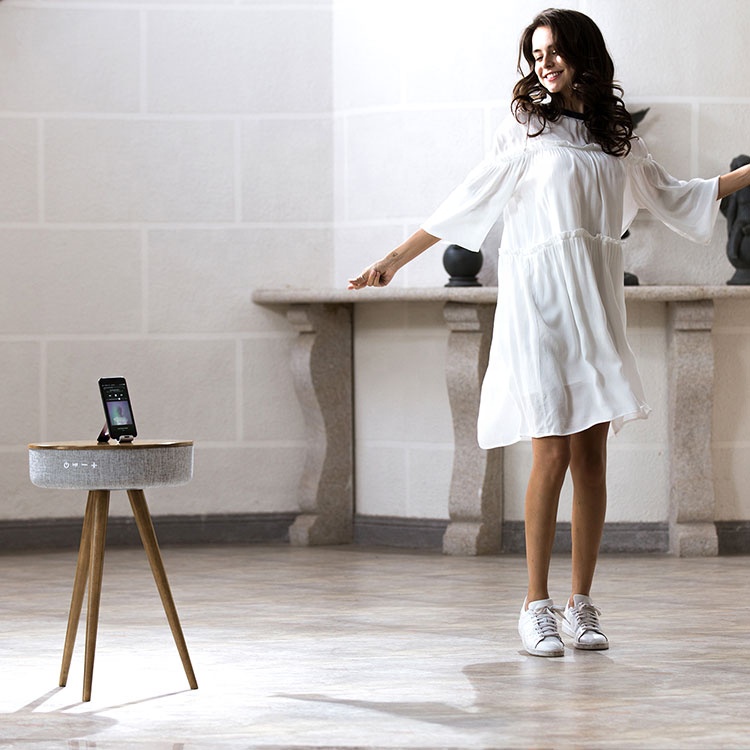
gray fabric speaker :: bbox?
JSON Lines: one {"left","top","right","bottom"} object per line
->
{"left": 29, "top": 441, "right": 194, "bottom": 490}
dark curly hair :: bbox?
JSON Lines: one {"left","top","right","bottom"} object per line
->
{"left": 511, "top": 8, "right": 633, "bottom": 157}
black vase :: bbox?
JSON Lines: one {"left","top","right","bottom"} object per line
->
{"left": 443, "top": 244, "right": 483, "bottom": 287}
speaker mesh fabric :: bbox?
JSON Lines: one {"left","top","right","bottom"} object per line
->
{"left": 29, "top": 444, "right": 194, "bottom": 490}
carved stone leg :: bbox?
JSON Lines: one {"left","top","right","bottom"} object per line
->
{"left": 667, "top": 300, "right": 717, "bottom": 556}
{"left": 286, "top": 303, "right": 353, "bottom": 546}
{"left": 442, "top": 302, "right": 503, "bottom": 555}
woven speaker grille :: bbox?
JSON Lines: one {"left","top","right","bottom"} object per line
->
{"left": 29, "top": 444, "right": 194, "bottom": 489}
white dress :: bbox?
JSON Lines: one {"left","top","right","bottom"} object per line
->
{"left": 421, "top": 111, "right": 721, "bottom": 449}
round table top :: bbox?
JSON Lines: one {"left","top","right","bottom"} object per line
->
{"left": 29, "top": 440, "right": 193, "bottom": 451}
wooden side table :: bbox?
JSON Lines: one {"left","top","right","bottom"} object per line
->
{"left": 28, "top": 440, "right": 198, "bottom": 702}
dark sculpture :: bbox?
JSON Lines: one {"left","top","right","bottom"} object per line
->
{"left": 720, "top": 154, "right": 750, "bottom": 285}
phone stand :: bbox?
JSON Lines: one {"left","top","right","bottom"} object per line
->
{"left": 97, "top": 425, "right": 134, "bottom": 444}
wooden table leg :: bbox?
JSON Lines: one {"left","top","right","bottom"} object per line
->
{"left": 127, "top": 489, "right": 198, "bottom": 690}
{"left": 59, "top": 491, "right": 97, "bottom": 687}
{"left": 83, "top": 490, "right": 110, "bottom": 702}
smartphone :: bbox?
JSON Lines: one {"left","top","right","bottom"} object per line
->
{"left": 98, "top": 377, "right": 137, "bottom": 443}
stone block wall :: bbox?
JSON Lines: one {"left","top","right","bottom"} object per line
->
{"left": 3, "top": 0, "right": 750, "bottom": 543}
{"left": 0, "top": 0, "right": 332, "bottom": 522}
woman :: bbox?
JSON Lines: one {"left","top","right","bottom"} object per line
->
{"left": 348, "top": 8, "right": 750, "bottom": 657}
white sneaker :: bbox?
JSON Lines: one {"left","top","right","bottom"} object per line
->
{"left": 518, "top": 598, "right": 565, "bottom": 657}
{"left": 562, "top": 594, "right": 609, "bottom": 650}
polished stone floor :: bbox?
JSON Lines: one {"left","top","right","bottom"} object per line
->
{"left": 1, "top": 544, "right": 749, "bottom": 749}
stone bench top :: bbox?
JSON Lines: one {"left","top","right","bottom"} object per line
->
{"left": 253, "top": 285, "right": 750, "bottom": 306}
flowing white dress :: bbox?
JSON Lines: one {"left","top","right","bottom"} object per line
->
{"left": 421, "top": 111, "right": 721, "bottom": 448}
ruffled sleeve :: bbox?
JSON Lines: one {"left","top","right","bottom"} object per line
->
{"left": 421, "top": 117, "right": 526, "bottom": 252}
{"left": 622, "top": 137, "right": 720, "bottom": 244}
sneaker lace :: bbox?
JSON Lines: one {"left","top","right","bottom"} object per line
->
{"left": 532, "top": 604, "right": 564, "bottom": 637}
{"left": 570, "top": 602, "right": 603, "bottom": 634}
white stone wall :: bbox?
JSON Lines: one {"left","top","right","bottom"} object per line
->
{"left": 3, "top": 0, "right": 750, "bottom": 530}
{"left": 0, "top": 0, "right": 332, "bottom": 519}
{"left": 336, "top": 0, "right": 750, "bottom": 523}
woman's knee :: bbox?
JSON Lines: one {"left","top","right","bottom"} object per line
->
{"left": 532, "top": 437, "right": 571, "bottom": 480}
{"left": 570, "top": 424, "right": 609, "bottom": 487}
{"left": 570, "top": 449, "right": 607, "bottom": 488}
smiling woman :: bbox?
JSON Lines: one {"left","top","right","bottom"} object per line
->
{"left": 347, "top": 6, "right": 750, "bottom": 660}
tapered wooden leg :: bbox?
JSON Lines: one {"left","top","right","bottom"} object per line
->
{"left": 127, "top": 489, "right": 198, "bottom": 690}
{"left": 59, "top": 491, "right": 97, "bottom": 687}
{"left": 83, "top": 490, "right": 110, "bottom": 702}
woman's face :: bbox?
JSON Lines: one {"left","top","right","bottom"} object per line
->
{"left": 531, "top": 25, "right": 577, "bottom": 107}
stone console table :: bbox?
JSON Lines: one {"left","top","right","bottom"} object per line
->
{"left": 253, "top": 285, "right": 750, "bottom": 557}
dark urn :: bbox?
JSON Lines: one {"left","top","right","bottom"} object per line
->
{"left": 443, "top": 244, "right": 483, "bottom": 287}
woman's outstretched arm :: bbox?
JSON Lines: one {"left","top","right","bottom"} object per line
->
{"left": 347, "top": 229, "right": 441, "bottom": 290}
{"left": 718, "top": 161, "right": 750, "bottom": 200}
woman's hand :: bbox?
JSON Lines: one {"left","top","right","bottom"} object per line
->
{"left": 347, "top": 260, "right": 396, "bottom": 290}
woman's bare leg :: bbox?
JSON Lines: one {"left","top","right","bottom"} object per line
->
{"left": 524, "top": 435, "right": 571, "bottom": 605}
{"left": 568, "top": 422, "right": 609, "bottom": 604}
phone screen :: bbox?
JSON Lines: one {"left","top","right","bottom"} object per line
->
{"left": 99, "top": 377, "right": 137, "bottom": 441}
{"left": 106, "top": 398, "right": 134, "bottom": 426}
